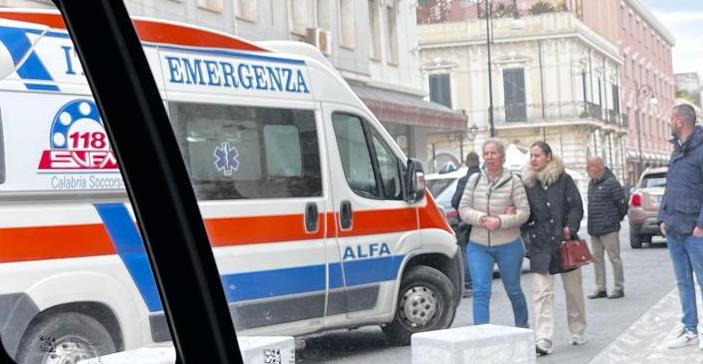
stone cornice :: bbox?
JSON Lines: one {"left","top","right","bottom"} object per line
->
{"left": 624, "top": 0, "right": 676, "bottom": 45}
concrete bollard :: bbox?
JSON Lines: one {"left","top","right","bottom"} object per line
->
{"left": 412, "top": 324, "right": 536, "bottom": 364}
{"left": 78, "top": 336, "right": 295, "bottom": 364}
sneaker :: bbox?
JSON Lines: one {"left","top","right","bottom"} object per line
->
{"left": 667, "top": 328, "right": 699, "bottom": 348}
{"left": 535, "top": 338, "right": 552, "bottom": 356}
{"left": 587, "top": 290, "right": 607, "bottom": 299}
{"left": 570, "top": 334, "right": 585, "bottom": 345}
{"left": 462, "top": 288, "right": 473, "bottom": 298}
{"left": 608, "top": 290, "right": 625, "bottom": 299}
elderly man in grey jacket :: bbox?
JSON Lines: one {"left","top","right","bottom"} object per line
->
{"left": 585, "top": 157, "right": 628, "bottom": 300}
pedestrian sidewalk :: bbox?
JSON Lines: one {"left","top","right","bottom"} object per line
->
{"left": 588, "top": 288, "right": 703, "bottom": 363}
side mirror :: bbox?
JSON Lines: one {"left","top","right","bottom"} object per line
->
{"left": 405, "top": 158, "right": 426, "bottom": 203}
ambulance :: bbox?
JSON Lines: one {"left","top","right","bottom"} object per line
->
{"left": 0, "top": 9, "right": 462, "bottom": 364}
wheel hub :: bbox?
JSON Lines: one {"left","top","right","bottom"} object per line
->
{"left": 399, "top": 285, "right": 439, "bottom": 327}
{"left": 44, "top": 336, "right": 99, "bottom": 364}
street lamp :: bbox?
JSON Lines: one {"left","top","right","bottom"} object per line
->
{"left": 448, "top": 123, "right": 479, "bottom": 164}
{"left": 634, "top": 81, "right": 658, "bottom": 178}
{"left": 484, "top": 0, "right": 522, "bottom": 138}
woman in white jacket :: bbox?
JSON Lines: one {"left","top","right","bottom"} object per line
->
{"left": 458, "top": 138, "right": 531, "bottom": 327}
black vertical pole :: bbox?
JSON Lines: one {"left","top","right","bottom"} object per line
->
{"left": 486, "top": 0, "right": 496, "bottom": 137}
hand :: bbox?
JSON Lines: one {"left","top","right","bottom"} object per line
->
{"left": 481, "top": 216, "right": 501, "bottom": 232}
{"left": 659, "top": 222, "right": 666, "bottom": 235}
{"left": 693, "top": 226, "right": 703, "bottom": 238}
{"left": 504, "top": 205, "right": 516, "bottom": 215}
{"left": 563, "top": 226, "right": 571, "bottom": 240}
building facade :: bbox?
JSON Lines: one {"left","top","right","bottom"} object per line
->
{"left": 418, "top": 8, "right": 626, "bottom": 192}
{"left": 520, "top": 0, "right": 675, "bottom": 183}
{"left": 2, "top": 0, "right": 466, "bottom": 170}
{"left": 418, "top": 0, "right": 675, "bottom": 183}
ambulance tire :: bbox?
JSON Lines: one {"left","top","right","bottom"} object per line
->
{"left": 383, "top": 265, "right": 457, "bottom": 345}
{"left": 16, "top": 312, "right": 117, "bottom": 364}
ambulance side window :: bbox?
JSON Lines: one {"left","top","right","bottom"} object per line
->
{"left": 332, "top": 112, "right": 402, "bottom": 200}
{"left": 169, "top": 102, "right": 321, "bottom": 200}
{"left": 371, "top": 132, "right": 403, "bottom": 200}
{"left": 331, "top": 113, "right": 379, "bottom": 198}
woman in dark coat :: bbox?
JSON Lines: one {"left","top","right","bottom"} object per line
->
{"left": 521, "top": 141, "right": 586, "bottom": 356}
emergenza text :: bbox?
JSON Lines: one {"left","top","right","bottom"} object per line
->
{"left": 164, "top": 56, "right": 309, "bottom": 94}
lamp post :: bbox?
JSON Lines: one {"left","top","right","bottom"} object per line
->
{"left": 485, "top": 0, "right": 496, "bottom": 137}
{"left": 484, "top": 0, "right": 523, "bottom": 138}
{"left": 449, "top": 123, "right": 479, "bottom": 164}
{"left": 634, "top": 81, "right": 658, "bottom": 178}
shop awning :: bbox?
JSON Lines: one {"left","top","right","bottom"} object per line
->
{"left": 349, "top": 81, "right": 466, "bottom": 132}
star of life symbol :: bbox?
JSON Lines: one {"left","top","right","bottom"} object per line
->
{"left": 214, "top": 142, "right": 239, "bottom": 176}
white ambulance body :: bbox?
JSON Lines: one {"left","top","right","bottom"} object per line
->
{"left": 0, "top": 9, "right": 462, "bottom": 363}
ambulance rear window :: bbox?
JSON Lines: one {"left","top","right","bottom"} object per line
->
{"left": 169, "top": 102, "right": 321, "bottom": 200}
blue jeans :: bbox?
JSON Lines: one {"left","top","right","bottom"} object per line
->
{"left": 667, "top": 234, "right": 703, "bottom": 333}
{"left": 467, "top": 238, "right": 528, "bottom": 328}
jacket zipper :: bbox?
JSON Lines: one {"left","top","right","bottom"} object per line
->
{"left": 487, "top": 184, "right": 493, "bottom": 247}
{"left": 486, "top": 176, "right": 514, "bottom": 248}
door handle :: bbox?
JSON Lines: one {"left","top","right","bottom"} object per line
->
{"left": 305, "top": 202, "right": 319, "bottom": 233}
{"left": 340, "top": 200, "right": 352, "bottom": 230}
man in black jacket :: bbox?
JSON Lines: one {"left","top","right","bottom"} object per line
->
{"left": 586, "top": 156, "right": 628, "bottom": 299}
{"left": 451, "top": 151, "right": 481, "bottom": 297}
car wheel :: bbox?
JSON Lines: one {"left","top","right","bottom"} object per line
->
{"left": 630, "top": 224, "right": 642, "bottom": 249}
{"left": 16, "top": 312, "right": 117, "bottom": 364}
{"left": 641, "top": 234, "right": 652, "bottom": 247}
{"left": 382, "top": 265, "right": 457, "bottom": 345}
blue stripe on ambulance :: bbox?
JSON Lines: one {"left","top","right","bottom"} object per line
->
{"left": 95, "top": 202, "right": 404, "bottom": 312}
{"left": 95, "top": 202, "right": 163, "bottom": 312}
{"left": 0, "top": 26, "right": 60, "bottom": 91}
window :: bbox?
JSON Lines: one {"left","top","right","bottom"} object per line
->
{"left": 386, "top": 0, "right": 398, "bottom": 65}
{"left": 332, "top": 113, "right": 378, "bottom": 197}
{"left": 197, "top": 0, "right": 223, "bottom": 12}
{"left": 429, "top": 73, "right": 452, "bottom": 108}
{"left": 169, "top": 102, "right": 322, "bottom": 200}
{"left": 372, "top": 133, "right": 403, "bottom": 200}
{"left": 631, "top": 59, "right": 636, "bottom": 79}
{"left": 612, "top": 84, "right": 620, "bottom": 114}
{"left": 235, "top": 0, "right": 257, "bottom": 21}
{"left": 503, "top": 68, "right": 527, "bottom": 122}
{"left": 291, "top": 0, "right": 312, "bottom": 34}
{"left": 628, "top": 13, "right": 633, "bottom": 33}
{"left": 332, "top": 113, "right": 402, "bottom": 200}
{"left": 369, "top": 0, "right": 381, "bottom": 60}
{"left": 620, "top": 5, "right": 625, "bottom": 28}
{"left": 339, "top": 0, "right": 355, "bottom": 48}
{"left": 316, "top": 0, "right": 331, "bottom": 31}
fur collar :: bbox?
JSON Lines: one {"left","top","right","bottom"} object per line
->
{"left": 521, "top": 157, "right": 565, "bottom": 188}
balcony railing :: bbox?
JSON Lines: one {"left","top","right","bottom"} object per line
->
{"left": 478, "top": 102, "right": 628, "bottom": 127}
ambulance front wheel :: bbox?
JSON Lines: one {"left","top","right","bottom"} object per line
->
{"left": 16, "top": 312, "right": 117, "bottom": 364}
{"left": 382, "top": 265, "right": 457, "bottom": 345}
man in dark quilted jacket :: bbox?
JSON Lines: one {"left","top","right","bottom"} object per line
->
{"left": 586, "top": 157, "right": 627, "bottom": 300}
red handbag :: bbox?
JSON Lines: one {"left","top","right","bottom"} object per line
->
{"left": 560, "top": 237, "right": 593, "bottom": 270}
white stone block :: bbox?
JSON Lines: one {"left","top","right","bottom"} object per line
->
{"left": 78, "top": 336, "right": 295, "bottom": 364}
{"left": 412, "top": 324, "right": 535, "bottom": 364}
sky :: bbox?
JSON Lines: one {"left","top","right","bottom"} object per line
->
{"left": 640, "top": 0, "right": 703, "bottom": 76}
